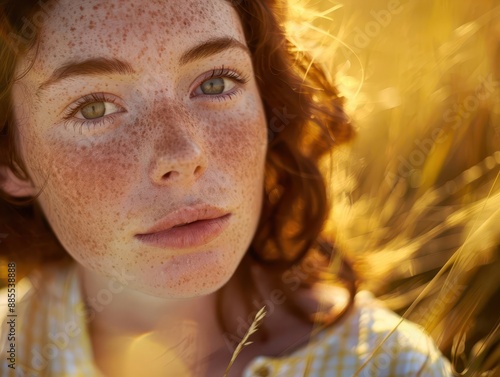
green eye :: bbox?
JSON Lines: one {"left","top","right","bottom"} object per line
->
{"left": 200, "top": 78, "right": 225, "bottom": 95}
{"left": 81, "top": 102, "right": 106, "bottom": 119}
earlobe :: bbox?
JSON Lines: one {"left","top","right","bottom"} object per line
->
{"left": 0, "top": 165, "right": 37, "bottom": 198}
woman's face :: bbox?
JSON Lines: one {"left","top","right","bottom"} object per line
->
{"left": 12, "top": 0, "right": 268, "bottom": 298}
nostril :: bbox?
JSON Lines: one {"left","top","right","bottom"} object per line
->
{"left": 163, "top": 171, "right": 179, "bottom": 180}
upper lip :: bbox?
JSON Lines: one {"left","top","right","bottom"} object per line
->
{"left": 136, "top": 203, "right": 230, "bottom": 235}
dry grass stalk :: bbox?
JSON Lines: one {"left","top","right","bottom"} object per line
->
{"left": 223, "top": 306, "right": 267, "bottom": 377}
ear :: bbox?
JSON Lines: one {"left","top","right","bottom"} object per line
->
{"left": 0, "top": 165, "right": 37, "bottom": 198}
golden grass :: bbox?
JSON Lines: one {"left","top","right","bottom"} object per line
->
{"left": 285, "top": 0, "right": 499, "bottom": 375}
{"left": 223, "top": 306, "right": 267, "bottom": 377}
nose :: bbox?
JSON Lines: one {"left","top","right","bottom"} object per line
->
{"left": 149, "top": 127, "right": 207, "bottom": 187}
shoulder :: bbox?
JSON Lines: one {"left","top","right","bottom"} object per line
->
{"left": 334, "top": 290, "right": 453, "bottom": 376}
{"left": 0, "top": 261, "right": 93, "bottom": 376}
{"left": 244, "top": 290, "right": 453, "bottom": 377}
{"left": 0, "top": 261, "right": 76, "bottom": 319}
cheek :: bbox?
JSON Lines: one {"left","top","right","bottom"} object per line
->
{"left": 48, "top": 140, "right": 136, "bottom": 204}
{"left": 47, "top": 139, "right": 134, "bottom": 203}
{"left": 206, "top": 102, "right": 268, "bottom": 173}
{"left": 26, "top": 134, "right": 140, "bottom": 262}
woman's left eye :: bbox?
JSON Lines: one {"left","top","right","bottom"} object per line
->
{"left": 195, "top": 77, "right": 236, "bottom": 96}
{"left": 191, "top": 67, "right": 249, "bottom": 100}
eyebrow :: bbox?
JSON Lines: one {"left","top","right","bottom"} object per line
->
{"left": 37, "top": 36, "right": 250, "bottom": 94}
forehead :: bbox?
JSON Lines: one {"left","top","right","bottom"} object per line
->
{"left": 28, "top": 0, "right": 244, "bottom": 75}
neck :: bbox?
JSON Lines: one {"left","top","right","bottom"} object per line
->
{"left": 76, "top": 264, "right": 234, "bottom": 375}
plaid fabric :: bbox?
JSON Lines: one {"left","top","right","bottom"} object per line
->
{"left": 0, "top": 262, "right": 452, "bottom": 376}
{"left": 243, "top": 294, "right": 453, "bottom": 377}
{"left": 0, "top": 263, "right": 98, "bottom": 377}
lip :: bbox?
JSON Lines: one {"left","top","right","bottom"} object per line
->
{"left": 135, "top": 204, "right": 231, "bottom": 249}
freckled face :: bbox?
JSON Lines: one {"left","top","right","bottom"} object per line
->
{"left": 12, "top": 0, "right": 268, "bottom": 298}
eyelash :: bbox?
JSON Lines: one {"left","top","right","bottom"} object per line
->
{"left": 62, "top": 66, "right": 250, "bottom": 134}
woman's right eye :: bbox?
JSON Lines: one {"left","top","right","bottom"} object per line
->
{"left": 61, "top": 93, "right": 126, "bottom": 134}
{"left": 76, "top": 101, "right": 123, "bottom": 120}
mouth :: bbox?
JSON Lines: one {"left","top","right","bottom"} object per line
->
{"left": 135, "top": 204, "right": 232, "bottom": 249}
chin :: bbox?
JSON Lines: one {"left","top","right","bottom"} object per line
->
{"left": 137, "top": 249, "right": 240, "bottom": 299}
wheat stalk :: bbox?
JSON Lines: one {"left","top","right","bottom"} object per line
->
{"left": 223, "top": 306, "right": 267, "bottom": 377}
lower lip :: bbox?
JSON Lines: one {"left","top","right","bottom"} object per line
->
{"left": 135, "top": 214, "right": 232, "bottom": 249}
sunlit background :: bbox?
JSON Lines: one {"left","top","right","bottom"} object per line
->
{"left": 286, "top": 0, "right": 499, "bottom": 375}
